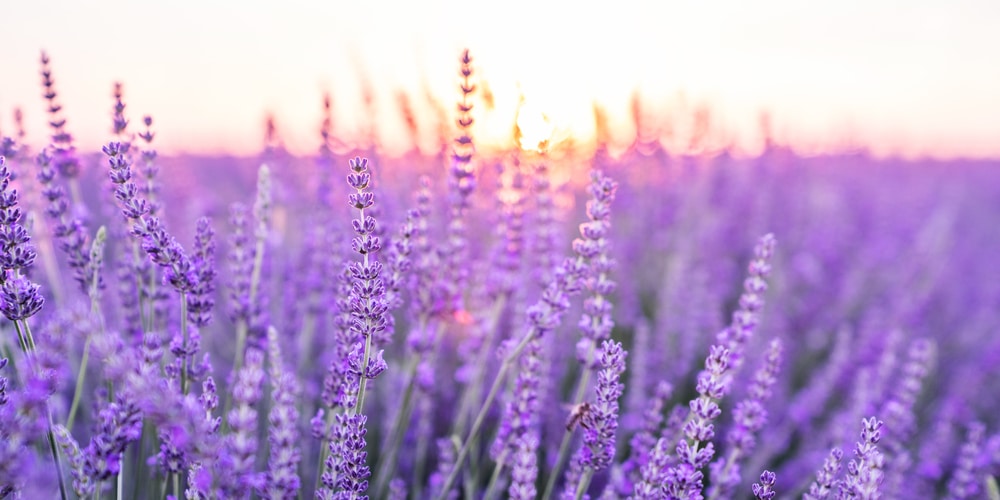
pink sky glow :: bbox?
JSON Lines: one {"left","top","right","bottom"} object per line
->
{"left": 1, "top": 1, "right": 999, "bottom": 159}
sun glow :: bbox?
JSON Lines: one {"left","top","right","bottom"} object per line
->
{"left": 514, "top": 97, "right": 555, "bottom": 153}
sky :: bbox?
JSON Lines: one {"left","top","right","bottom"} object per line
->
{"left": 1, "top": 0, "right": 999, "bottom": 158}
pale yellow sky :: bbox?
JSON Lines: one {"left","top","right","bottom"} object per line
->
{"left": 1, "top": 1, "right": 998, "bottom": 158}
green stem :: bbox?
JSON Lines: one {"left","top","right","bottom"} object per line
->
{"left": 221, "top": 318, "right": 249, "bottom": 428}
{"left": 411, "top": 404, "right": 432, "bottom": 500}
{"left": 160, "top": 473, "right": 169, "bottom": 500}
{"left": 179, "top": 292, "right": 189, "bottom": 394}
{"left": 14, "top": 319, "right": 67, "bottom": 500}
{"left": 133, "top": 421, "right": 151, "bottom": 500}
{"left": 66, "top": 336, "right": 92, "bottom": 431}
{"left": 451, "top": 297, "right": 506, "bottom": 437}
{"left": 353, "top": 333, "right": 373, "bottom": 416}
{"left": 542, "top": 342, "right": 596, "bottom": 500}
{"left": 372, "top": 356, "right": 420, "bottom": 498}
{"left": 296, "top": 312, "right": 316, "bottom": 381}
{"left": 482, "top": 451, "right": 508, "bottom": 500}
{"left": 314, "top": 406, "right": 345, "bottom": 495}
{"left": 132, "top": 241, "right": 151, "bottom": 339}
{"left": 226, "top": 229, "right": 266, "bottom": 417}
{"left": 705, "top": 448, "right": 740, "bottom": 500}
{"left": 573, "top": 469, "right": 594, "bottom": 500}
{"left": 12, "top": 321, "right": 29, "bottom": 354}
{"left": 116, "top": 456, "right": 124, "bottom": 500}
{"left": 47, "top": 416, "right": 69, "bottom": 500}
{"left": 433, "top": 330, "right": 535, "bottom": 500}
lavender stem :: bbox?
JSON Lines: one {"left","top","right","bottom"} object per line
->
{"left": 433, "top": 329, "right": 534, "bottom": 500}
{"left": 541, "top": 341, "right": 595, "bottom": 500}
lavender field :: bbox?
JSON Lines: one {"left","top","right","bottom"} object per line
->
{"left": 1, "top": 51, "right": 1000, "bottom": 500}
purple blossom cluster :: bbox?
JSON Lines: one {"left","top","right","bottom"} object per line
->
{"left": 1, "top": 49, "right": 1000, "bottom": 500}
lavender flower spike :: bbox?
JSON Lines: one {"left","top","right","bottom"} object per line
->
{"left": 264, "top": 327, "right": 301, "bottom": 500}
{"left": 565, "top": 340, "right": 628, "bottom": 498}
{"left": 946, "top": 422, "right": 987, "bottom": 500}
{"left": 707, "top": 338, "right": 784, "bottom": 500}
{"left": 435, "top": 169, "right": 617, "bottom": 500}
{"left": 104, "top": 141, "right": 196, "bottom": 293}
{"left": 752, "top": 470, "right": 777, "bottom": 500}
{"left": 840, "top": 417, "right": 885, "bottom": 499}
{"left": 0, "top": 156, "right": 44, "bottom": 323}
{"left": 36, "top": 148, "right": 93, "bottom": 294}
{"left": 804, "top": 448, "right": 844, "bottom": 500}
{"left": 345, "top": 156, "right": 389, "bottom": 412}
{"left": 220, "top": 347, "right": 266, "bottom": 498}
{"left": 187, "top": 217, "right": 217, "bottom": 328}
{"left": 664, "top": 345, "right": 731, "bottom": 500}
{"left": 717, "top": 233, "right": 776, "bottom": 373}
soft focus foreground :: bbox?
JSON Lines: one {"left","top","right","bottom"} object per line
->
{"left": 1, "top": 53, "right": 1000, "bottom": 500}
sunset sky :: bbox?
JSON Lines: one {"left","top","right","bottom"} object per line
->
{"left": 1, "top": 1, "right": 998, "bottom": 158}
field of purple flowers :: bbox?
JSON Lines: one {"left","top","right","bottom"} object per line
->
{"left": 2, "top": 51, "right": 1000, "bottom": 500}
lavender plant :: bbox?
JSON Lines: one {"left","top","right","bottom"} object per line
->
{"left": 0, "top": 49, "right": 998, "bottom": 500}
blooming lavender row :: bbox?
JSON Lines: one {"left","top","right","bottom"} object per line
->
{"left": 0, "top": 50, "right": 999, "bottom": 500}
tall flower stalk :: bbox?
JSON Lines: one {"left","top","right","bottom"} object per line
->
{"left": 317, "top": 156, "right": 389, "bottom": 499}
{"left": 544, "top": 169, "right": 619, "bottom": 498}
{"left": 434, "top": 170, "right": 618, "bottom": 500}
{"left": 564, "top": 339, "right": 628, "bottom": 499}
{"left": 0, "top": 155, "right": 66, "bottom": 500}
{"left": 103, "top": 141, "right": 197, "bottom": 393}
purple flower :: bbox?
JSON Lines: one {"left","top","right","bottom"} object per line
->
{"left": 264, "top": 328, "right": 301, "bottom": 500}
{"left": 0, "top": 157, "right": 37, "bottom": 272}
{"left": 492, "top": 336, "right": 542, "bottom": 461}
{"left": 187, "top": 217, "right": 217, "bottom": 327}
{"left": 137, "top": 115, "right": 162, "bottom": 217}
{"left": 220, "top": 347, "right": 265, "bottom": 498}
{"left": 633, "top": 437, "right": 674, "bottom": 499}
{"left": 664, "top": 345, "right": 730, "bottom": 500}
{"left": 83, "top": 396, "right": 143, "bottom": 481}
{"left": 53, "top": 425, "right": 94, "bottom": 496}
{"left": 618, "top": 380, "right": 673, "bottom": 496}
{"left": 333, "top": 414, "right": 371, "bottom": 498}
{"left": 35, "top": 148, "right": 94, "bottom": 293}
{"left": 0, "top": 358, "right": 7, "bottom": 406}
{"left": 576, "top": 170, "right": 619, "bottom": 367}
{"left": 752, "top": 470, "right": 777, "bottom": 500}
{"left": 0, "top": 362, "right": 52, "bottom": 495}
{"left": 111, "top": 82, "right": 130, "bottom": 139}
{"left": 945, "top": 422, "right": 986, "bottom": 500}
{"left": 716, "top": 233, "right": 776, "bottom": 373}
{"left": 345, "top": 156, "right": 389, "bottom": 401}
{"left": 580, "top": 340, "right": 627, "bottom": 471}
{"left": 321, "top": 265, "right": 356, "bottom": 410}
{"left": 104, "top": 141, "right": 196, "bottom": 293}
{"left": 0, "top": 157, "right": 43, "bottom": 321}
{"left": 508, "top": 433, "right": 540, "bottom": 500}
{"left": 227, "top": 203, "right": 253, "bottom": 325}
{"left": 439, "top": 50, "right": 477, "bottom": 315}
{"left": 379, "top": 209, "right": 417, "bottom": 345}
{"left": 200, "top": 377, "right": 221, "bottom": 434}
{"left": 805, "top": 448, "right": 844, "bottom": 500}
{"left": 0, "top": 276, "right": 43, "bottom": 321}
{"left": 840, "top": 417, "right": 885, "bottom": 499}
{"left": 39, "top": 52, "right": 81, "bottom": 179}
{"left": 427, "top": 438, "right": 459, "bottom": 500}
{"left": 707, "top": 339, "right": 784, "bottom": 499}
{"left": 880, "top": 339, "right": 935, "bottom": 496}
{"left": 320, "top": 412, "right": 373, "bottom": 499}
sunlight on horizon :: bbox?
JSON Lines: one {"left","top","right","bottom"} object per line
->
{"left": 0, "top": 1, "right": 998, "bottom": 159}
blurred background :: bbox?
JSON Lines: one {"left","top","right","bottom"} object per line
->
{"left": 0, "top": 0, "right": 998, "bottom": 158}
